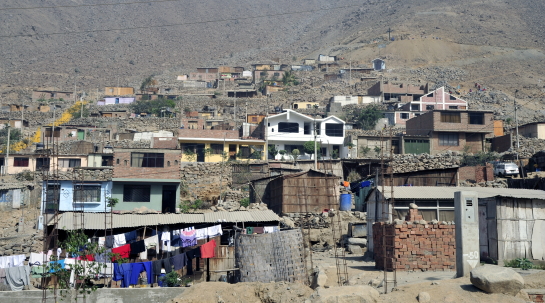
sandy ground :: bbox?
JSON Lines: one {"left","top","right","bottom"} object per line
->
{"left": 168, "top": 250, "right": 545, "bottom": 303}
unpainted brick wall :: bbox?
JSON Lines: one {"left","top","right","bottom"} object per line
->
{"left": 458, "top": 163, "right": 494, "bottom": 182}
{"left": 373, "top": 221, "right": 456, "bottom": 271}
{"left": 113, "top": 149, "right": 181, "bottom": 179}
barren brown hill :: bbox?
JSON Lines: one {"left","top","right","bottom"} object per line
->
{"left": 0, "top": 0, "right": 544, "bottom": 104}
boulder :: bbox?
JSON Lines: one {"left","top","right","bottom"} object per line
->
{"left": 309, "top": 285, "right": 379, "bottom": 303}
{"left": 347, "top": 238, "right": 367, "bottom": 246}
{"left": 311, "top": 268, "right": 328, "bottom": 289}
{"left": 348, "top": 245, "right": 363, "bottom": 255}
{"left": 417, "top": 291, "right": 431, "bottom": 302}
{"left": 470, "top": 265, "right": 524, "bottom": 296}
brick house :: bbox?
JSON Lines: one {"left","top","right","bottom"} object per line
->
{"left": 367, "top": 186, "right": 545, "bottom": 263}
{"left": 405, "top": 110, "right": 494, "bottom": 155}
{"left": 111, "top": 147, "right": 181, "bottom": 213}
{"left": 368, "top": 81, "right": 429, "bottom": 103}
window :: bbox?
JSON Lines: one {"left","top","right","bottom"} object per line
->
{"left": 325, "top": 124, "right": 343, "bottom": 137}
{"left": 102, "top": 156, "right": 113, "bottom": 166}
{"left": 131, "top": 153, "right": 164, "bottom": 167}
{"left": 410, "top": 104, "right": 419, "bottom": 111}
{"left": 400, "top": 113, "right": 409, "bottom": 119}
{"left": 469, "top": 113, "right": 484, "bottom": 125}
{"left": 439, "top": 133, "right": 459, "bottom": 146}
{"left": 44, "top": 184, "right": 60, "bottom": 213}
{"left": 274, "top": 72, "right": 280, "bottom": 77}
{"left": 73, "top": 184, "right": 101, "bottom": 203}
{"left": 238, "top": 146, "right": 251, "bottom": 158}
{"left": 59, "top": 158, "right": 81, "bottom": 168}
{"left": 251, "top": 117, "right": 258, "bottom": 122}
{"left": 426, "top": 105, "right": 435, "bottom": 110}
{"left": 44, "top": 127, "right": 61, "bottom": 138}
{"left": 36, "top": 158, "right": 50, "bottom": 170}
{"left": 449, "top": 106, "right": 458, "bottom": 109}
{"left": 278, "top": 122, "right": 299, "bottom": 133}
{"left": 440, "top": 112, "right": 461, "bottom": 123}
{"left": 316, "top": 123, "right": 321, "bottom": 135}
{"left": 211, "top": 144, "right": 224, "bottom": 154}
{"left": 116, "top": 159, "right": 120, "bottom": 165}
{"left": 394, "top": 199, "right": 454, "bottom": 221}
{"left": 14, "top": 157, "right": 29, "bottom": 167}
{"left": 450, "top": 95, "right": 457, "bottom": 100}
{"left": 304, "top": 123, "right": 311, "bottom": 135}
{"left": 123, "top": 185, "right": 150, "bottom": 202}
{"left": 306, "top": 104, "right": 312, "bottom": 109}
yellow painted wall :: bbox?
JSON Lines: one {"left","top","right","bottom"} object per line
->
{"left": 104, "top": 87, "right": 134, "bottom": 95}
{"left": 180, "top": 141, "right": 265, "bottom": 162}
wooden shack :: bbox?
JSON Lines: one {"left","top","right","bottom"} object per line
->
{"left": 254, "top": 170, "right": 340, "bottom": 214}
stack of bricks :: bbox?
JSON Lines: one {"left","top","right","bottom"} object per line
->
{"left": 373, "top": 219, "right": 456, "bottom": 271}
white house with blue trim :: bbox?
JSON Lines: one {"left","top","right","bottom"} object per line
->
{"left": 266, "top": 109, "right": 347, "bottom": 160}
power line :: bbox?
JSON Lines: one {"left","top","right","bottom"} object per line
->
{"left": 0, "top": 4, "right": 365, "bottom": 38}
{"left": 0, "top": 0, "right": 194, "bottom": 11}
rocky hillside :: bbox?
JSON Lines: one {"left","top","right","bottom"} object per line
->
{"left": 1, "top": 0, "right": 544, "bottom": 92}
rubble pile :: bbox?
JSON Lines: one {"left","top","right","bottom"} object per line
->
{"left": 515, "top": 136, "right": 545, "bottom": 158}
{"left": 390, "top": 153, "right": 462, "bottom": 173}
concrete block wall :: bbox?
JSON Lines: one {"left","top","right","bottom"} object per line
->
{"left": 373, "top": 221, "right": 456, "bottom": 271}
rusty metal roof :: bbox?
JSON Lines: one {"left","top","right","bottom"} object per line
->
{"left": 52, "top": 210, "right": 280, "bottom": 230}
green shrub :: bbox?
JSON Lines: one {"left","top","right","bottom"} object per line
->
{"left": 240, "top": 197, "right": 250, "bottom": 207}
{"left": 504, "top": 258, "right": 534, "bottom": 270}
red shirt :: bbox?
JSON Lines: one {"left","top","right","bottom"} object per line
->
{"left": 200, "top": 240, "right": 216, "bottom": 258}
{"left": 111, "top": 244, "right": 131, "bottom": 261}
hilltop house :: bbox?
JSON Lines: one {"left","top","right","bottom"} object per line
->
{"left": 266, "top": 109, "right": 347, "bottom": 160}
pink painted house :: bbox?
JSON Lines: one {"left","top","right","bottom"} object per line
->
{"left": 402, "top": 87, "right": 468, "bottom": 112}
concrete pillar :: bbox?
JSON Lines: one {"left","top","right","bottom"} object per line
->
{"left": 455, "top": 191, "right": 480, "bottom": 277}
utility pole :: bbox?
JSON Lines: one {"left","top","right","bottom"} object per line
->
{"left": 387, "top": 27, "right": 393, "bottom": 41}
{"left": 314, "top": 106, "right": 318, "bottom": 170}
{"left": 5, "top": 122, "right": 10, "bottom": 175}
{"left": 349, "top": 60, "right": 352, "bottom": 87}
{"left": 514, "top": 90, "right": 524, "bottom": 179}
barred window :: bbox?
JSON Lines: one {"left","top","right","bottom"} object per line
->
{"left": 44, "top": 184, "right": 60, "bottom": 213}
{"left": 211, "top": 144, "right": 224, "bottom": 154}
{"left": 278, "top": 122, "right": 299, "bottom": 133}
{"left": 440, "top": 112, "right": 461, "bottom": 123}
{"left": 131, "top": 153, "right": 164, "bottom": 167}
{"left": 439, "top": 133, "right": 459, "bottom": 146}
{"left": 325, "top": 124, "right": 343, "bottom": 137}
{"left": 123, "top": 185, "right": 150, "bottom": 202}
{"left": 73, "top": 185, "right": 101, "bottom": 203}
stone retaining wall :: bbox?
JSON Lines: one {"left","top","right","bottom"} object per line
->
{"left": 181, "top": 162, "right": 232, "bottom": 201}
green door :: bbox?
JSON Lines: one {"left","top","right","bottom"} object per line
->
{"left": 77, "top": 130, "right": 85, "bottom": 140}
{"left": 404, "top": 139, "right": 430, "bottom": 154}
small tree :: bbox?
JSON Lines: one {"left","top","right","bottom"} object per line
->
{"left": 360, "top": 146, "right": 371, "bottom": 157}
{"left": 374, "top": 146, "right": 382, "bottom": 154}
{"left": 303, "top": 141, "right": 321, "bottom": 157}
{"left": 268, "top": 145, "right": 278, "bottom": 159}
{"left": 291, "top": 149, "right": 300, "bottom": 162}
{"left": 184, "top": 149, "right": 196, "bottom": 162}
{"left": 203, "top": 148, "right": 213, "bottom": 162}
{"left": 355, "top": 105, "right": 384, "bottom": 130}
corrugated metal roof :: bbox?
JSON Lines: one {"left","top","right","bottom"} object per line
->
{"left": 381, "top": 187, "right": 545, "bottom": 200}
{"left": 52, "top": 210, "right": 279, "bottom": 230}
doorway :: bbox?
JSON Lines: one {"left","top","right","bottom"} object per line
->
{"left": 162, "top": 185, "right": 177, "bottom": 213}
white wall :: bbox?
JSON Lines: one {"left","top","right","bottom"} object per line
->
{"left": 267, "top": 110, "right": 347, "bottom": 159}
